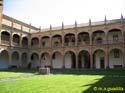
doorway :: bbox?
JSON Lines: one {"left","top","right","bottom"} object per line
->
{"left": 100, "top": 57, "right": 105, "bottom": 69}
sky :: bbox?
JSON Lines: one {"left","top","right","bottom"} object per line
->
{"left": 3, "top": 0, "right": 125, "bottom": 28}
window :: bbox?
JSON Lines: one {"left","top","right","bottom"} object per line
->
{"left": 113, "top": 49, "right": 120, "bottom": 58}
{"left": 53, "top": 54, "right": 55, "bottom": 59}
{"left": 113, "top": 35, "right": 118, "bottom": 41}
{"left": 42, "top": 42, "right": 45, "bottom": 47}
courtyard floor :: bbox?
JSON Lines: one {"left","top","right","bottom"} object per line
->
{"left": 0, "top": 69, "right": 125, "bottom": 93}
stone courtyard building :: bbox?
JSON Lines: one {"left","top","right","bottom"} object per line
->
{"left": 0, "top": 1, "right": 125, "bottom": 69}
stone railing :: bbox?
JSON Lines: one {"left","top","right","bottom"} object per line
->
{"left": 13, "top": 42, "right": 20, "bottom": 46}
{"left": 1, "top": 40, "right": 10, "bottom": 45}
{"left": 77, "top": 41, "right": 90, "bottom": 46}
{"left": 64, "top": 42, "right": 75, "bottom": 47}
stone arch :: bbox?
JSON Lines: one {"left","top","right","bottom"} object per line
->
{"left": 92, "top": 48, "right": 106, "bottom": 54}
{"left": 0, "top": 50, "right": 9, "bottom": 69}
{"left": 107, "top": 29, "right": 122, "bottom": 44}
{"left": 31, "top": 37, "right": 39, "bottom": 48}
{"left": 11, "top": 51, "right": 19, "bottom": 68}
{"left": 64, "top": 51, "right": 76, "bottom": 69}
{"left": 1, "top": 31, "right": 10, "bottom": 44}
{"left": 92, "top": 30, "right": 105, "bottom": 44}
{"left": 31, "top": 53, "right": 40, "bottom": 68}
{"left": 77, "top": 32, "right": 90, "bottom": 45}
{"left": 52, "top": 34, "right": 62, "bottom": 47}
{"left": 64, "top": 33, "right": 75, "bottom": 46}
{"left": 78, "top": 50, "right": 90, "bottom": 69}
{"left": 109, "top": 48, "right": 123, "bottom": 69}
{"left": 52, "top": 51, "right": 63, "bottom": 68}
{"left": 40, "top": 52, "right": 51, "bottom": 68}
{"left": 1, "top": 30, "right": 10, "bottom": 34}
{"left": 41, "top": 36, "right": 50, "bottom": 47}
{"left": 13, "top": 34, "right": 20, "bottom": 46}
{"left": 41, "top": 36, "right": 50, "bottom": 39}
{"left": 64, "top": 49, "right": 76, "bottom": 55}
{"left": 93, "top": 49, "right": 106, "bottom": 69}
{"left": 21, "top": 52, "right": 28, "bottom": 68}
{"left": 22, "top": 37, "right": 28, "bottom": 48}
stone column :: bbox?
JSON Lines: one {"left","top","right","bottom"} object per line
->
{"left": 62, "top": 34, "right": 64, "bottom": 47}
{"left": 39, "top": 53, "right": 41, "bottom": 67}
{"left": 10, "top": 32, "right": 13, "bottom": 47}
{"left": 20, "top": 26, "right": 23, "bottom": 47}
{"left": 39, "top": 36, "right": 41, "bottom": 48}
{"left": 27, "top": 35, "right": 31, "bottom": 67}
{"left": 50, "top": 54, "right": 53, "bottom": 68}
{"left": 105, "top": 32, "right": 109, "bottom": 69}
{"left": 105, "top": 51, "right": 109, "bottom": 69}
{"left": 8, "top": 52, "right": 12, "bottom": 67}
{"left": 50, "top": 36, "right": 52, "bottom": 48}
{"left": 10, "top": 21, "right": 14, "bottom": 47}
{"left": 89, "top": 31, "right": 93, "bottom": 69}
{"left": 62, "top": 53, "right": 65, "bottom": 69}
{"left": 75, "top": 53, "right": 78, "bottom": 69}
{"left": 28, "top": 34, "right": 31, "bottom": 48}
{"left": 18, "top": 53, "right": 21, "bottom": 68}
{"left": 20, "top": 34, "right": 22, "bottom": 47}
{"left": 75, "top": 32, "right": 77, "bottom": 47}
{"left": 122, "top": 29, "right": 125, "bottom": 68}
{"left": 90, "top": 53, "right": 93, "bottom": 69}
{"left": 27, "top": 53, "right": 31, "bottom": 66}
{"left": 89, "top": 32, "right": 92, "bottom": 45}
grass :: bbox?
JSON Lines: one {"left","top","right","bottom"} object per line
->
{"left": 0, "top": 69, "right": 125, "bottom": 93}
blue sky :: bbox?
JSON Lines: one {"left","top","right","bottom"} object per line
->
{"left": 3, "top": 0, "right": 125, "bottom": 28}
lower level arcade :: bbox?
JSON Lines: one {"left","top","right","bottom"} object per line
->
{"left": 0, "top": 48, "right": 124, "bottom": 69}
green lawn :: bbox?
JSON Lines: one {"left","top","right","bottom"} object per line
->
{"left": 0, "top": 69, "right": 125, "bottom": 93}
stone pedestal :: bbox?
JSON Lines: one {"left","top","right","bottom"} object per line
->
{"left": 39, "top": 68, "right": 50, "bottom": 75}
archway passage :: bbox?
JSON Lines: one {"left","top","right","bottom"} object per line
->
{"left": 41, "top": 53, "right": 51, "bottom": 68}
{"left": 22, "top": 37, "right": 28, "bottom": 48}
{"left": 109, "top": 49, "right": 123, "bottom": 69}
{"left": 78, "top": 32, "right": 90, "bottom": 45}
{"left": 64, "top": 33, "right": 75, "bottom": 46}
{"left": 31, "top": 37, "right": 39, "bottom": 48}
{"left": 64, "top": 51, "right": 76, "bottom": 69}
{"left": 52, "top": 35, "right": 62, "bottom": 47}
{"left": 31, "top": 53, "right": 40, "bottom": 68}
{"left": 108, "top": 29, "right": 122, "bottom": 44}
{"left": 41, "top": 36, "right": 50, "bottom": 48}
{"left": 12, "top": 51, "right": 19, "bottom": 68}
{"left": 0, "top": 50, "right": 9, "bottom": 69}
{"left": 92, "top": 30, "right": 105, "bottom": 45}
{"left": 93, "top": 50, "right": 105, "bottom": 69}
{"left": 21, "top": 53, "right": 28, "bottom": 68}
{"left": 13, "top": 34, "right": 20, "bottom": 46}
{"left": 1, "top": 31, "right": 10, "bottom": 44}
{"left": 52, "top": 52, "right": 63, "bottom": 68}
{"left": 78, "top": 50, "right": 90, "bottom": 69}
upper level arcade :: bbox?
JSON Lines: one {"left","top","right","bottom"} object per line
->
{"left": 1, "top": 14, "right": 39, "bottom": 48}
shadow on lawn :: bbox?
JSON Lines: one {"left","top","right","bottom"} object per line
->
{"left": 51, "top": 69, "right": 125, "bottom": 76}
{"left": 51, "top": 69, "right": 125, "bottom": 93}
{"left": 82, "top": 76, "right": 125, "bottom": 93}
